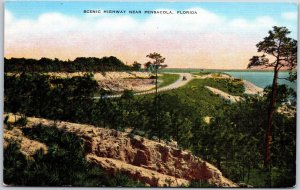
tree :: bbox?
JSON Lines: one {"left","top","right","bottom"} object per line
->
{"left": 247, "top": 26, "right": 297, "bottom": 168}
{"left": 288, "top": 71, "right": 297, "bottom": 82}
{"left": 132, "top": 61, "right": 142, "bottom": 71}
{"left": 146, "top": 52, "right": 167, "bottom": 142}
{"left": 121, "top": 90, "right": 134, "bottom": 100}
{"left": 144, "top": 61, "right": 152, "bottom": 71}
{"left": 4, "top": 56, "right": 135, "bottom": 72}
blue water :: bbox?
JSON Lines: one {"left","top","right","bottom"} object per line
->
{"left": 225, "top": 71, "right": 296, "bottom": 90}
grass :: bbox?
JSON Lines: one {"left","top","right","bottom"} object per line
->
{"left": 189, "top": 180, "right": 217, "bottom": 188}
{"left": 158, "top": 73, "right": 180, "bottom": 88}
{"left": 164, "top": 78, "right": 228, "bottom": 112}
{"left": 191, "top": 71, "right": 213, "bottom": 76}
{"left": 201, "top": 78, "right": 245, "bottom": 96}
{"left": 163, "top": 68, "right": 289, "bottom": 73}
{"left": 137, "top": 78, "right": 229, "bottom": 116}
{"left": 141, "top": 77, "right": 244, "bottom": 103}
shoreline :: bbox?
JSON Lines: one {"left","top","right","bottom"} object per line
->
{"left": 163, "top": 68, "right": 291, "bottom": 72}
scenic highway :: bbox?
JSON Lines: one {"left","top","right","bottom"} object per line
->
{"left": 94, "top": 73, "right": 193, "bottom": 99}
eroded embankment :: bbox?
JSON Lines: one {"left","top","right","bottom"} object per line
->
{"left": 4, "top": 114, "right": 238, "bottom": 187}
{"left": 6, "top": 71, "right": 156, "bottom": 92}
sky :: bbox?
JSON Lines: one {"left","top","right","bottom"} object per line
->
{"left": 5, "top": 1, "right": 298, "bottom": 69}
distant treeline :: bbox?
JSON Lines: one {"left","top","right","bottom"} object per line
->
{"left": 4, "top": 56, "right": 141, "bottom": 72}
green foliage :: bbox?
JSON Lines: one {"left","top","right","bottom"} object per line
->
{"left": 204, "top": 78, "right": 245, "bottom": 96}
{"left": 121, "top": 90, "right": 134, "bottom": 100}
{"left": 248, "top": 26, "right": 297, "bottom": 173}
{"left": 5, "top": 73, "right": 99, "bottom": 123}
{"left": 248, "top": 26, "right": 297, "bottom": 70}
{"left": 192, "top": 71, "right": 212, "bottom": 76}
{"left": 5, "top": 73, "right": 51, "bottom": 116}
{"left": 264, "top": 84, "right": 296, "bottom": 105}
{"left": 149, "top": 78, "right": 295, "bottom": 187}
{"left": 158, "top": 73, "right": 180, "bottom": 88}
{"left": 193, "top": 95, "right": 295, "bottom": 187}
{"left": 288, "top": 71, "right": 297, "bottom": 82}
{"left": 4, "top": 115, "right": 14, "bottom": 130}
{"left": 132, "top": 61, "right": 142, "bottom": 70}
{"left": 248, "top": 55, "right": 269, "bottom": 68}
{"left": 189, "top": 180, "right": 217, "bottom": 188}
{"left": 145, "top": 52, "right": 166, "bottom": 73}
{"left": 4, "top": 115, "right": 9, "bottom": 124}
{"left": 5, "top": 56, "right": 139, "bottom": 72}
{"left": 4, "top": 140, "right": 28, "bottom": 185}
{"left": 4, "top": 71, "right": 295, "bottom": 187}
{"left": 4, "top": 124, "right": 145, "bottom": 187}
{"left": 15, "top": 117, "right": 28, "bottom": 127}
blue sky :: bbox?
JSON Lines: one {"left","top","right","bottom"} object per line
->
{"left": 5, "top": 1, "right": 298, "bottom": 20}
{"left": 5, "top": 1, "right": 298, "bottom": 69}
{"left": 6, "top": 1, "right": 298, "bottom": 38}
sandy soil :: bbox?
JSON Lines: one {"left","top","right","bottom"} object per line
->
{"left": 4, "top": 127, "right": 48, "bottom": 158}
{"left": 197, "top": 74, "right": 264, "bottom": 95}
{"left": 48, "top": 71, "right": 155, "bottom": 92}
{"left": 243, "top": 80, "right": 264, "bottom": 95}
{"left": 205, "top": 86, "right": 243, "bottom": 103}
{"left": 4, "top": 114, "right": 238, "bottom": 187}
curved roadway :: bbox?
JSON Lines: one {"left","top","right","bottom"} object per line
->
{"left": 94, "top": 73, "right": 193, "bottom": 99}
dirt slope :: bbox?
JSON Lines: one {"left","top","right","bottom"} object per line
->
{"left": 4, "top": 127, "right": 48, "bottom": 158}
{"left": 104, "top": 73, "right": 193, "bottom": 98}
{"left": 205, "top": 86, "right": 243, "bottom": 103}
{"left": 48, "top": 71, "right": 155, "bottom": 92}
{"left": 4, "top": 114, "right": 238, "bottom": 187}
{"left": 243, "top": 80, "right": 263, "bottom": 95}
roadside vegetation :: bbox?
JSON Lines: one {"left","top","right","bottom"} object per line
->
{"left": 203, "top": 78, "right": 245, "bottom": 96}
{"left": 4, "top": 72, "right": 296, "bottom": 187}
{"left": 3, "top": 26, "right": 297, "bottom": 187}
{"left": 158, "top": 73, "right": 180, "bottom": 88}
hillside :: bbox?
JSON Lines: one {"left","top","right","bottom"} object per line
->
{"left": 4, "top": 114, "right": 238, "bottom": 187}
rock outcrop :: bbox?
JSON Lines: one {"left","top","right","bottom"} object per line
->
{"left": 4, "top": 114, "right": 238, "bottom": 187}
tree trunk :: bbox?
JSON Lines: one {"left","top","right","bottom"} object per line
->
{"left": 216, "top": 154, "right": 221, "bottom": 171}
{"left": 247, "top": 164, "right": 250, "bottom": 183}
{"left": 265, "top": 67, "right": 279, "bottom": 166}
{"left": 155, "top": 67, "right": 160, "bottom": 142}
{"left": 264, "top": 65, "right": 279, "bottom": 187}
{"left": 242, "top": 157, "right": 245, "bottom": 181}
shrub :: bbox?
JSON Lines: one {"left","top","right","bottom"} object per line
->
{"left": 4, "top": 124, "right": 145, "bottom": 187}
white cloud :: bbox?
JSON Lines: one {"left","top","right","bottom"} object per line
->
{"left": 140, "top": 8, "right": 224, "bottom": 33}
{"left": 38, "top": 13, "right": 79, "bottom": 28}
{"left": 281, "top": 12, "right": 297, "bottom": 20}
{"left": 4, "top": 8, "right": 287, "bottom": 69}
{"left": 229, "top": 16, "right": 277, "bottom": 31}
{"left": 5, "top": 7, "right": 279, "bottom": 40}
{"left": 5, "top": 9, "right": 13, "bottom": 25}
{"left": 95, "top": 16, "right": 139, "bottom": 31}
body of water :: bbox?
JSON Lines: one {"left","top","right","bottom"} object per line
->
{"left": 163, "top": 68, "right": 296, "bottom": 90}
{"left": 224, "top": 71, "right": 296, "bottom": 90}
